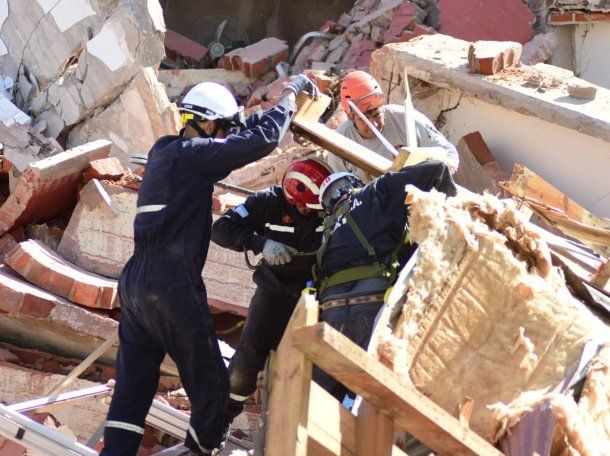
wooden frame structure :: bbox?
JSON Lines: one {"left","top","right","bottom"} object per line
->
{"left": 264, "top": 293, "right": 503, "bottom": 456}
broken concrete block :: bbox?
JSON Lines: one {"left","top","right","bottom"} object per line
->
{"left": 0, "top": 1, "right": 165, "bottom": 137}
{"left": 468, "top": 41, "right": 523, "bottom": 75}
{"left": 83, "top": 157, "right": 124, "bottom": 183}
{"left": 219, "top": 38, "right": 289, "bottom": 78}
{"left": 453, "top": 134, "right": 502, "bottom": 194}
{"left": 0, "top": 122, "right": 63, "bottom": 173}
{"left": 67, "top": 68, "right": 179, "bottom": 166}
{"left": 79, "top": 179, "right": 120, "bottom": 217}
{"left": 0, "top": 140, "right": 110, "bottom": 235}
{"left": 58, "top": 182, "right": 137, "bottom": 279}
{"left": 379, "top": 188, "right": 610, "bottom": 442}
{"left": 567, "top": 80, "right": 598, "bottom": 100}
{"left": 326, "top": 42, "right": 350, "bottom": 64}
{"left": 5, "top": 240, "right": 119, "bottom": 310}
{"left": 0, "top": 361, "right": 108, "bottom": 442}
{"left": 438, "top": 0, "right": 535, "bottom": 44}
{"left": 0, "top": 264, "right": 118, "bottom": 362}
{"left": 521, "top": 32, "right": 558, "bottom": 65}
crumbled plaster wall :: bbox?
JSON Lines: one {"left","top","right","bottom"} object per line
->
{"left": 424, "top": 92, "right": 610, "bottom": 218}
{"left": 573, "top": 22, "right": 610, "bottom": 89}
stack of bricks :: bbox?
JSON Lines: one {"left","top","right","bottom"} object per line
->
{"left": 219, "top": 37, "right": 289, "bottom": 78}
{"left": 292, "top": 0, "right": 437, "bottom": 73}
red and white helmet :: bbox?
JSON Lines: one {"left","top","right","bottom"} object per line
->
{"left": 282, "top": 158, "right": 332, "bottom": 210}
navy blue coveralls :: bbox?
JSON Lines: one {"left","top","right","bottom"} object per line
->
{"left": 314, "top": 160, "right": 457, "bottom": 401}
{"left": 211, "top": 186, "right": 323, "bottom": 417}
{"left": 101, "top": 97, "right": 296, "bottom": 455}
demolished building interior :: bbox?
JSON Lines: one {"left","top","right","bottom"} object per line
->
{"left": 0, "top": 0, "right": 609, "bottom": 455}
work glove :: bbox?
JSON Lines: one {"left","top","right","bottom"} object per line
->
{"left": 281, "top": 74, "right": 320, "bottom": 99}
{"left": 262, "top": 239, "right": 298, "bottom": 265}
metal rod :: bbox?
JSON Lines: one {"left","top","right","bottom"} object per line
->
{"left": 45, "top": 333, "right": 118, "bottom": 398}
{"left": 403, "top": 66, "right": 418, "bottom": 149}
{"left": 214, "top": 181, "right": 256, "bottom": 196}
{"left": 347, "top": 99, "right": 398, "bottom": 158}
{"left": 9, "top": 385, "right": 111, "bottom": 414}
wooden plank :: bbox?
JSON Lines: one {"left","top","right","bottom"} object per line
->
{"left": 265, "top": 293, "right": 319, "bottom": 456}
{"left": 307, "top": 382, "right": 356, "bottom": 456}
{"left": 501, "top": 164, "right": 610, "bottom": 256}
{"left": 292, "top": 95, "right": 392, "bottom": 177}
{"left": 292, "top": 323, "right": 503, "bottom": 456}
{"left": 356, "top": 402, "right": 393, "bottom": 456}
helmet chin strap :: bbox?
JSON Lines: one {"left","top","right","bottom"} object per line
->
{"left": 187, "top": 119, "right": 220, "bottom": 139}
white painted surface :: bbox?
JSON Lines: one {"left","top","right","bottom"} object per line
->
{"left": 86, "top": 21, "right": 133, "bottom": 71}
{"left": 147, "top": 0, "right": 165, "bottom": 32}
{"left": 0, "top": 94, "right": 31, "bottom": 126}
{"left": 574, "top": 22, "right": 610, "bottom": 89}
{"left": 49, "top": 0, "right": 96, "bottom": 32}
{"left": 0, "top": 0, "right": 8, "bottom": 56}
{"left": 441, "top": 96, "right": 610, "bottom": 218}
{"left": 549, "top": 25, "right": 575, "bottom": 71}
{"left": 36, "top": 0, "right": 56, "bottom": 13}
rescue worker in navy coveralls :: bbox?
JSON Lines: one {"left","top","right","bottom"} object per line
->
{"left": 101, "top": 75, "right": 319, "bottom": 456}
{"left": 211, "top": 158, "right": 332, "bottom": 425}
{"left": 313, "top": 161, "right": 457, "bottom": 401}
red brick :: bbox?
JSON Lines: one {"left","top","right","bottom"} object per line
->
{"left": 0, "top": 233, "right": 17, "bottom": 260}
{"left": 0, "top": 140, "right": 110, "bottom": 235}
{"left": 468, "top": 40, "right": 522, "bottom": 75}
{"left": 220, "top": 38, "right": 288, "bottom": 78}
{"left": 83, "top": 157, "right": 124, "bottom": 183}
{"left": 462, "top": 131, "right": 495, "bottom": 165}
{"left": 438, "top": 0, "right": 535, "bottom": 44}
{"left": 4, "top": 240, "right": 119, "bottom": 310}
{"left": 164, "top": 29, "right": 208, "bottom": 62}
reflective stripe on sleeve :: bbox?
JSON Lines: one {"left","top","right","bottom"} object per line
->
{"left": 136, "top": 204, "right": 167, "bottom": 214}
{"left": 230, "top": 393, "right": 249, "bottom": 402}
{"left": 105, "top": 420, "right": 145, "bottom": 435}
{"left": 265, "top": 223, "right": 295, "bottom": 233}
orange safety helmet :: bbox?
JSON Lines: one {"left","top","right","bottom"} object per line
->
{"left": 282, "top": 158, "right": 333, "bottom": 210}
{"left": 340, "top": 70, "right": 385, "bottom": 116}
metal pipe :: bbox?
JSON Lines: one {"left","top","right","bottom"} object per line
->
{"left": 347, "top": 99, "right": 398, "bottom": 158}
{"left": 289, "top": 31, "right": 334, "bottom": 65}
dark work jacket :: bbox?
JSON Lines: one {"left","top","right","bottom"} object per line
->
{"left": 318, "top": 160, "right": 457, "bottom": 281}
{"left": 122, "top": 97, "right": 296, "bottom": 294}
{"left": 211, "top": 186, "right": 323, "bottom": 295}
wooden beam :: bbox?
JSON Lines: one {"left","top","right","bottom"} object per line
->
{"left": 356, "top": 402, "right": 394, "bottom": 456}
{"left": 501, "top": 164, "right": 610, "bottom": 257}
{"left": 265, "top": 294, "right": 319, "bottom": 456}
{"left": 292, "top": 323, "right": 503, "bottom": 456}
{"left": 307, "top": 382, "right": 356, "bottom": 456}
{"left": 292, "top": 95, "right": 392, "bottom": 177}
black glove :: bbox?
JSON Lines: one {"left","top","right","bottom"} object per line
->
{"left": 282, "top": 74, "right": 320, "bottom": 99}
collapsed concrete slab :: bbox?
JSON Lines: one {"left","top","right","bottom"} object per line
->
{"left": 5, "top": 240, "right": 119, "bottom": 310}
{"left": 371, "top": 34, "right": 610, "bottom": 218}
{"left": 0, "top": 122, "right": 62, "bottom": 174}
{"left": 0, "top": 139, "right": 110, "bottom": 235}
{"left": 67, "top": 67, "right": 179, "bottom": 166}
{"left": 0, "top": 361, "right": 107, "bottom": 442}
{"left": 0, "top": 264, "right": 118, "bottom": 364}
{"left": 377, "top": 188, "right": 610, "bottom": 448}
{"left": 1, "top": 0, "right": 166, "bottom": 139}
{"left": 58, "top": 181, "right": 255, "bottom": 314}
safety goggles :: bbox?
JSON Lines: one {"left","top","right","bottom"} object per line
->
{"left": 350, "top": 91, "right": 384, "bottom": 115}
{"left": 179, "top": 111, "right": 204, "bottom": 126}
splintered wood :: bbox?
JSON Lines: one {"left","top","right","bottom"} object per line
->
{"left": 376, "top": 187, "right": 610, "bottom": 454}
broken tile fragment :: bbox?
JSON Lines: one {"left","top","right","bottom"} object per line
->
{"left": 468, "top": 41, "right": 523, "bottom": 75}
{"left": 5, "top": 240, "right": 119, "bottom": 310}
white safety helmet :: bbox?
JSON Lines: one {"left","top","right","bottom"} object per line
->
{"left": 319, "top": 172, "right": 365, "bottom": 212}
{"left": 178, "top": 82, "right": 243, "bottom": 126}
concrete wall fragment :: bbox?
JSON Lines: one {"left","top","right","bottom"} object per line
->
{"left": 67, "top": 67, "right": 180, "bottom": 165}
